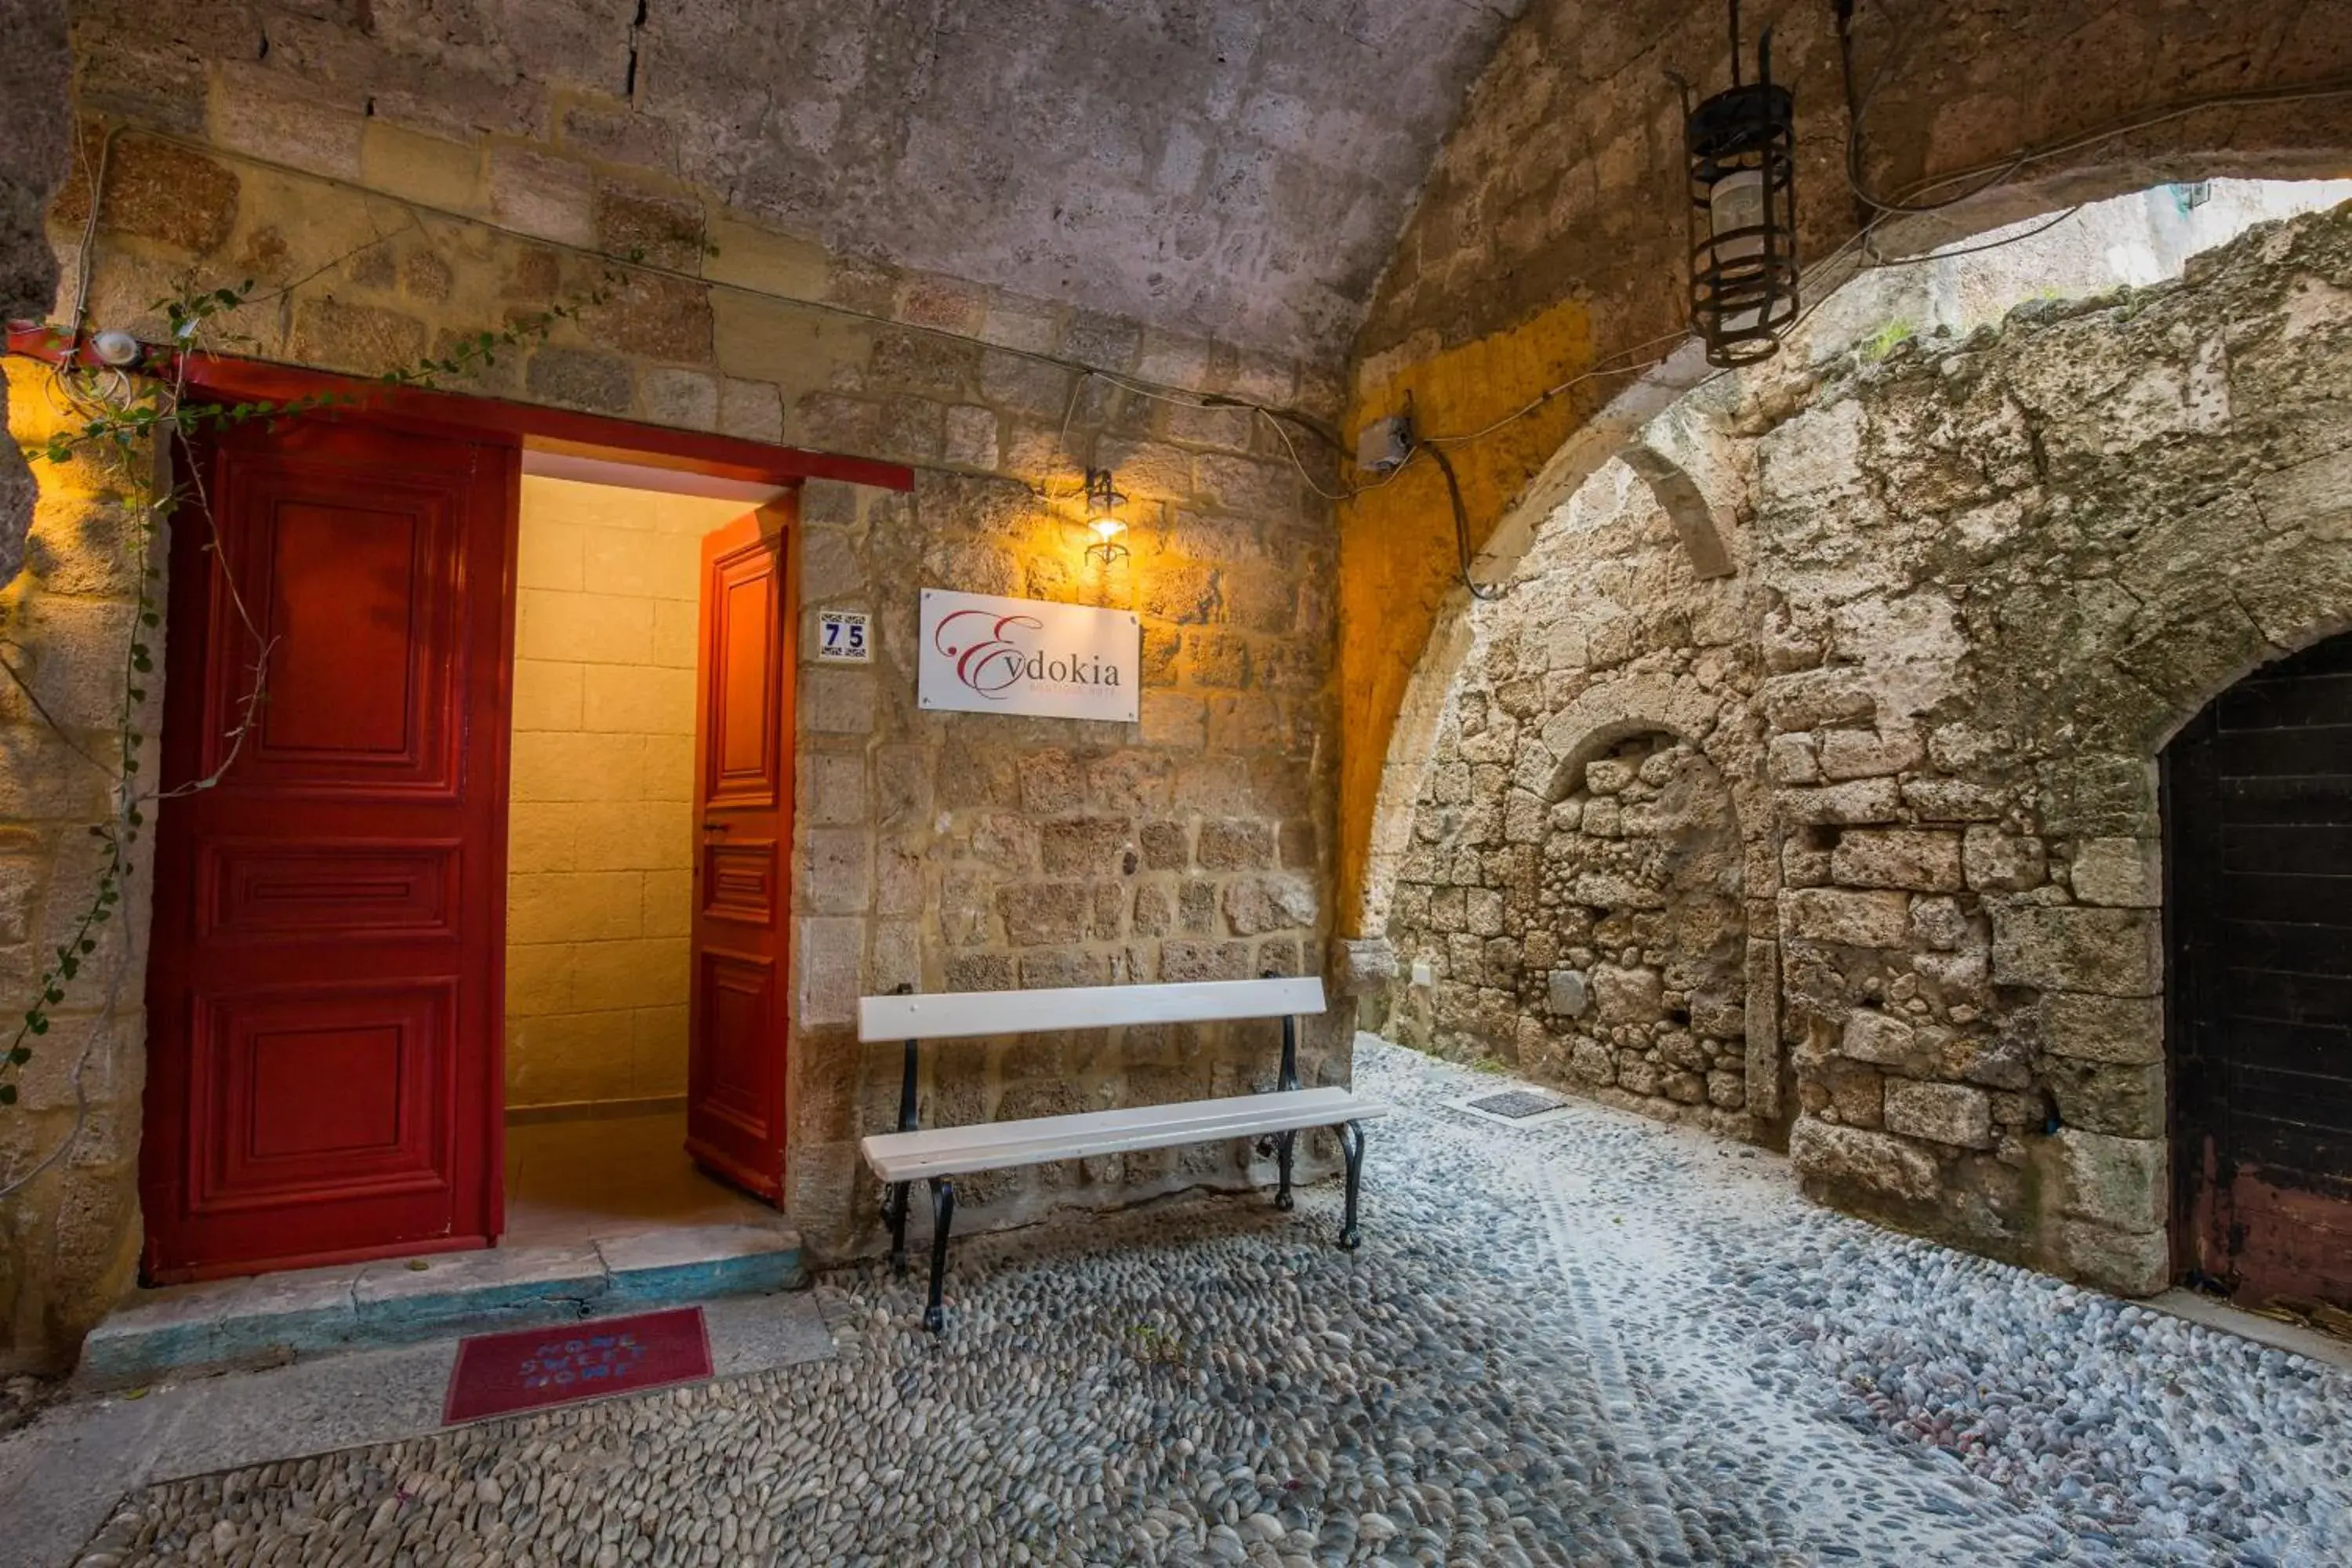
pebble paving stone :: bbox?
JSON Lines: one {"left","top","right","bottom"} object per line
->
{"left": 70, "top": 1040, "right": 2352, "bottom": 1566}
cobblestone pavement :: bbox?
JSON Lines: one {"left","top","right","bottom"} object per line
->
{"left": 71, "top": 1040, "right": 2352, "bottom": 1566}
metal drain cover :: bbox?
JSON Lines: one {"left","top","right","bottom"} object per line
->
{"left": 1465, "top": 1089, "right": 1564, "bottom": 1120}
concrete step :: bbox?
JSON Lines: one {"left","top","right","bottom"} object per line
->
{"left": 78, "top": 1223, "right": 804, "bottom": 1388}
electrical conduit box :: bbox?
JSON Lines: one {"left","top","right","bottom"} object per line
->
{"left": 1355, "top": 414, "right": 1414, "bottom": 475}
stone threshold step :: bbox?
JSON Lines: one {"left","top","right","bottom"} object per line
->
{"left": 78, "top": 1223, "right": 804, "bottom": 1389}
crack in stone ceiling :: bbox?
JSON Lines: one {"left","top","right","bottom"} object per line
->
{"left": 73, "top": 0, "right": 1531, "bottom": 361}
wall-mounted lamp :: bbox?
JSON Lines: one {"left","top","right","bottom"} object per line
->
{"left": 1682, "top": 0, "right": 1798, "bottom": 368}
{"left": 1083, "top": 466, "right": 1129, "bottom": 566}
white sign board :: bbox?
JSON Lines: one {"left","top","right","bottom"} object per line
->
{"left": 815, "top": 610, "right": 871, "bottom": 662}
{"left": 918, "top": 589, "right": 1139, "bottom": 722}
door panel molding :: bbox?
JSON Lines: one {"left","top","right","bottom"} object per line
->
{"left": 198, "top": 838, "right": 464, "bottom": 942}
{"left": 701, "top": 537, "right": 786, "bottom": 811}
{"left": 188, "top": 978, "right": 458, "bottom": 1214}
{"left": 701, "top": 839, "right": 778, "bottom": 924}
{"left": 202, "top": 457, "right": 470, "bottom": 797}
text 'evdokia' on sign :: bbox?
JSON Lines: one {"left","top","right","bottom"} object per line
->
{"left": 918, "top": 589, "right": 1140, "bottom": 723}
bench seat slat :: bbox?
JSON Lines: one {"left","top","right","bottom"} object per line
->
{"left": 858, "top": 975, "right": 1327, "bottom": 1044}
{"left": 861, "top": 1086, "right": 1388, "bottom": 1183}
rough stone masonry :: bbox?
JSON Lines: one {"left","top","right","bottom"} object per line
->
{"left": 0, "top": 23, "right": 1354, "bottom": 1368}
{"left": 1381, "top": 198, "right": 2352, "bottom": 1298}
{"left": 0, "top": 0, "right": 71, "bottom": 583}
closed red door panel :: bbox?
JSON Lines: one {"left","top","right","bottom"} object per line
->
{"left": 686, "top": 505, "right": 796, "bottom": 1203}
{"left": 143, "top": 414, "right": 516, "bottom": 1282}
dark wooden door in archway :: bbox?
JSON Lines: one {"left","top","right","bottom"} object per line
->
{"left": 2165, "top": 631, "right": 2352, "bottom": 1319}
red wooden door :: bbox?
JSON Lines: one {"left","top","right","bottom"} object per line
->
{"left": 686, "top": 505, "right": 797, "bottom": 1202}
{"left": 142, "top": 412, "right": 517, "bottom": 1282}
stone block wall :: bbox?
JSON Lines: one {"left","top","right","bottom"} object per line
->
{"left": 0, "top": 89, "right": 1341, "bottom": 1367}
{"left": 504, "top": 477, "right": 739, "bottom": 1112}
{"left": 1332, "top": 0, "right": 2352, "bottom": 932}
{"left": 785, "top": 457, "right": 1342, "bottom": 1241}
{"left": 1380, "top": 456, "right": 1771, "bottom": 1147}
{"left": 1377, "top": 200, "right": 2352, "bottom": 1297}
{"left": 1389, "top": 720, "right": 1753, "bottom": 1138}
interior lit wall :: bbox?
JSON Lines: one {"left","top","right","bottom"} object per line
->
{"left": 504, "top": 475, "right": 748, "bottom": 1112}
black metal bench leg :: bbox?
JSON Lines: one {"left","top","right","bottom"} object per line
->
{"left": 924, "top": 1178, "right": 956, "bottom": 1332}
{"left": 1338, "top": 1120, "right": 1365, "bottom": 1250}
{"left": 1275, "top": 1130, "right": 1296, "bottom": 1211}
{"left": 884, "top": 1179, "right": 911, "bottom": 1275}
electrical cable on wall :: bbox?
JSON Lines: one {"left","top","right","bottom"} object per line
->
{"left": 1427, "top": 441, "right": 1504, "bottom": 603}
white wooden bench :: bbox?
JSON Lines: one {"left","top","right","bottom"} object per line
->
{"left": 858, "top": 975, "right": 1388, "bottom": 1330}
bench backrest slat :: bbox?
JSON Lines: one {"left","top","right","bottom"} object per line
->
{"left": 857, "top": 975, "right": 1326, "bottom": 1044}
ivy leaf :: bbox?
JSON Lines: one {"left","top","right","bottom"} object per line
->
{"left": 0, "top": 1085, "right": 16, "bottom": 1106}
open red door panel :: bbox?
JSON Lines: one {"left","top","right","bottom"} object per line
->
{"left": 684, "top": 503, "right": 797, "bottom": 1203}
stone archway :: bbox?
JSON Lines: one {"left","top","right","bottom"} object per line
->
{"left": 1367, "top": 443, "right": 1781, "bottom": 1141}
{"left": 1344, "top": 168, "right": 2352, "bottom": 948}
{"left": 1359, "top": 187, "right": 2352, "bottom": 1297}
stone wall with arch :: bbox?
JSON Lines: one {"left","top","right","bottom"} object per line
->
{"left": 1334, "top": 0, "right": 2352, "bottom": 933}
{"left": 1373, "top": 193, "right": 2352, "bottom": 1296}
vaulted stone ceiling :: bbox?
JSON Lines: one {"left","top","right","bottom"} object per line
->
{"left": 71, "top": 0, "right": 1527, "bottom": 359}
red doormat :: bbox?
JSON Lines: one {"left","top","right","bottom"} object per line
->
{"left": 443, "top": 1307, "right": 712, "bottom": 1424}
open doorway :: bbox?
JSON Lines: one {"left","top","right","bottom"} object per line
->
{"left": 136, "top": 358, "right": 871, "bottom": 1285}
{"left": 501, "top": 466, "right": 793, "bottom": 1250}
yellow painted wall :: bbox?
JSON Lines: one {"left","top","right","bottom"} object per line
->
{"left": 1334, "top": 298, "right": 1596, "bottom": 932}
{"left": 504, "top": 475, "right": 749, "bottom": 1109}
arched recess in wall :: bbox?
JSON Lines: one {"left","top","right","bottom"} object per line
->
{"left": 1367, "top": 437, "right": 1789, "bottom": 1140}
{"left": 1534, "top": 720, "right": 1772, "bottom": 1139}
{"left": 1351, "top": 159, "right": 2352, "bottom": 948}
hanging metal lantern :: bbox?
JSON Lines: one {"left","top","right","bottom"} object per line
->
{"left": 1684, "top": 0, "right": 1798, "bottom": 367}
{"left": 1082, "top": 466, "right": 1129, "bottom": 565}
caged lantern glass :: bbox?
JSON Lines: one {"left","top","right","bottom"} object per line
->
{"left": 1684, "top": 0, "right": 1798, "bottom": 367}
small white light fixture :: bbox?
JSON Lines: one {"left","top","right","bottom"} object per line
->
{"left": 89, "top": 330, "right": 143, "bottom": 368}
{"left": 1083, "top": 467, "right": 1129, "bottom": 566}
